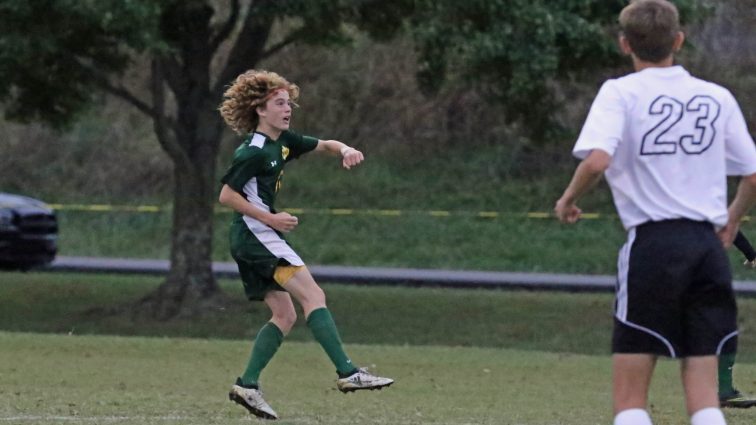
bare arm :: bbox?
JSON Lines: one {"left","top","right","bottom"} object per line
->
{"left": 314, "top": 139, "right": 364, "bottom": 169}
{"left": 554, "top": 149, "right": 611, "bottom": 223}
{"left": 218, "top": 184, "right": 298, "bottom": 232}
{"left": 718, "top": 172, "right": 756, "bottom": 247}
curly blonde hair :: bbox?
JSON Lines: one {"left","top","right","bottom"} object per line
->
{"left": 219, "top": 70, "right": 300, "bottom": 135}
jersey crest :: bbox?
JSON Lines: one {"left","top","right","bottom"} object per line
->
{"left": 281, "top": 146, "right": 290, "bottom": 160}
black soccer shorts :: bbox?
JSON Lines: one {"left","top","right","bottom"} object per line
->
{"left": 612, "top": 219, "right": 738, "bottom": 358}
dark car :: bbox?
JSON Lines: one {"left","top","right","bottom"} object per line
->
{"left": 0, "top": 193, "right": 58, "bottom": 270}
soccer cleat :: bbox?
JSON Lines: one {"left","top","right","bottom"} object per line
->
{"left": 336, "top": 367, "right": 394, "bottom": 393}
{"left": 720, "top": 389, "right": 756, "bottom": 409}
{"left": 228, "top": 380, "right": 278, "bottom": 420}
{"left": 744, "top": 259, "right": 756, "bottom": 268}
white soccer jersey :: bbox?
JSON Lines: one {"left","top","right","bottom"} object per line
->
{"left": 573, "top": 65, "right": 756, "bottom": 230}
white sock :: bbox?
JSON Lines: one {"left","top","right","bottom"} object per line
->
{"left": 690, "top": 407, "right": 726, "bottom": 425}
{"left": 614, "top": 408, "right": 653, "bottom": 425}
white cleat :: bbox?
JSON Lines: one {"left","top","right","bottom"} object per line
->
{"left": 336, "top": 367, "right": 394, "bottom": 393}
{"left": 228, "top": 383, "right": 278, "bottom": 420}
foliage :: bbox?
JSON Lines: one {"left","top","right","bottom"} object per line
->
{"left": 0, "top": 0, "right": 162, "bottom": 128}
{"left": 407, "top": 0, "right": 708, "bottom": 138}
{"left": 0, "top": 0, "right": 415, "bottom": 317}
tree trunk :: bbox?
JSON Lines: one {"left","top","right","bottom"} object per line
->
{"left": 138, "top": 106, "right": 227, "bottom": 320}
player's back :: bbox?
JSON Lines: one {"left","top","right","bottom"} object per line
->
{"left": 576, "top": 65, "right": 756, "bottom": 230}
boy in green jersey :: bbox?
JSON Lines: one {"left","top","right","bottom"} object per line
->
{"left": 218, "top": 70, "right": 393, "bottom": 420}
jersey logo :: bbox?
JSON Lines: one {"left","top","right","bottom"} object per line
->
{"left": 270, "top": 160, "right": 278, "bottom": 167}
{"left": 281, "top": 146, "right": 290, "bottom": 160}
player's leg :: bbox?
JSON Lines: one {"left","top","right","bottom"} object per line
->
{"left": 683, "top": 225, "right": 740, "bottom": 420}
{"left": 612, "top": 353, "right": 655, "bottom": 425}
{"left": 282, "top": 266, "right": 394, "bottom": 392}
{"left": 718, "top": 352, "right": 756, "bottom": 408}
{"left": 718, "top": 236, "right": 756, "bottom": 409}
{"left": 239, "top": 290, "right": 297, "bottom": 387}
{"left": 229, "top": 290, "right": 294, "bottom": 420}
{"left": 681, "top": 356, "right": 726, "bottom": 425}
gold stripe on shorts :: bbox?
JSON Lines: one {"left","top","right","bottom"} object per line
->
{"left": 273, "top": 265, "right": 305, "bottom": 286}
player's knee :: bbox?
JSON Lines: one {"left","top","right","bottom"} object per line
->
{"left": 311, "top": 285, "right": 326, "bottom": 307}
{"left": 273, "top": 309, "right": 297, "bottom": 333}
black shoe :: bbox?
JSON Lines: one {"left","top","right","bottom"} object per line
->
{"left": 720, "top": 389, "right": 756, "bottom": 409}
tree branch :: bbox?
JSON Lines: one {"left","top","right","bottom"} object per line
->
{"left": 210, "top": 0, "right": 241, "bottom": 52}
{"left": 258, "top": 31, "right": 300, "bottom": 62}
{"left": 213, "top": 2, "right": 273, "bottom": 96}
{"left": 151, "top": 58, "right": 192, "bottom": 169}
{"left": 87, "top": 68, "right": 154, "bottom": 119}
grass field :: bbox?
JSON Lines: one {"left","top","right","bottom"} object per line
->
{"left": 4, "top": 272, "right": 756, "bottom": 360}
{"left": 2, "top": 273, "right": 756, "bottom": 424}
{"left": 1, "top": 332, "right": 755, "bottom": 425}
{"left": 54, "top": 209, "right": 756, "bottom": 279}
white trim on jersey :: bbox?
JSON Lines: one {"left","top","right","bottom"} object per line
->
{"left": 615, "top": 227, "right": 676, "bottom": 357}
{"left": 717, "top": 331, "right": 738, "bottom": 356}
{"left": 248, "top": 132, "right": 266, "bottom": 148}
{"left": 241, "top": 176, "right": 304, "bottom": 266}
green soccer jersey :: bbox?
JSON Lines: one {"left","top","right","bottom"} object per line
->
{"left": 220, "top": 130, "right": 318, "bottom": 299}
{"left": 222, "top": 130, "right": 318, "bottom": 213}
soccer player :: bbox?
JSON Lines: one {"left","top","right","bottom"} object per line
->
{"left": 218, "top": 69, "right": 393, "bottom": 420}
{"left": 718, "top": 230, "right": 756, "bottom": 408}
{"left": 554, "top": 1, "right": 756, "bottom": 424}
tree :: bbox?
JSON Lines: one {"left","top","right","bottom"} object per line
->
{"left": 407, "top": 0, "right": 706, "bottom": 138}
{"left": 0, "top": 0, "right": 705, "bottom": 319}
{"left": 0, "top": 0, "right": 409, "bottom": 319}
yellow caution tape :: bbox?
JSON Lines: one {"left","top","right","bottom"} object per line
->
{"left": 44, "top": 203, "right": 756, "bottom": 222}
{"left": 46, "top": 202, "right": 620, "bottom": 220}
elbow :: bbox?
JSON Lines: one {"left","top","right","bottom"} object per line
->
{"left": 218, "top": 187, "right": 232, "bottom": 206}
{"left": 744, "top": 172, "right": 756, "bottom": 190}
{"left": 584, "top": 150, "right": 611, "bottom": 175}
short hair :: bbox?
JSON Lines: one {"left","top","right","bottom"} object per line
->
{"left": 219, "top": 70, "right": 299, "bottom": 135}
{"left": 619, "top": 0, "right": 681, "bottom": 63}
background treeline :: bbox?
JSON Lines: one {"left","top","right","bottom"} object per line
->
{"left": 1, "top": 0, "right": 753, "bottom": 207}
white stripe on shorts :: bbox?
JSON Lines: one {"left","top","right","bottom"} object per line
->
{"left": 717, "top": 331, "right": 738, "bottom": 355}
{"left": 614, "top": 227, "right": 676, "bottom": 357}
{"left": 615, "top": 228, "right": 635, "bottom": 321}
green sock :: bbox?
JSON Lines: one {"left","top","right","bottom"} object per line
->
{"left": 306, "top": 307, "right": 356, "bottom": 375}
{"left": 240, "top": 322, "right": 284, "bottom": 387}
{"left": 718, "top": 353, "right": 736, "bottom": 396}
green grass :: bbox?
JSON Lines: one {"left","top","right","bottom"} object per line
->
{"left": 55, "top": 209, "right": 756, "bottom": 279}
{"left": 2, "top": 274, "right": 756, "bottom": 424}
{"left": 1, "top": 331, "right": 755, "bottom": 425}
{"left": 4, "top": 272, "right": 756, "bottom": 363}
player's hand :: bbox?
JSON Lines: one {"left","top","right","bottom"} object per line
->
{"left": 717, "top": 220, "right": 739, "bottom": 248}
{"left": 341, "top": 147, "right": 364, "bottom": 170}
{"left": 554, "top": 198, "right": 581, "bottom": 224}
{"left": 266, "top": 212, "right": 298, "bottom": 233}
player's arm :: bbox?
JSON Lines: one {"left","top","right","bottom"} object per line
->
{"left": 733, "top": 231, "right": 756, "bottom": 266}
{"left": 554, "top": 149, "right": 611, "bottom": 223}
{"left": 718, "top": 173, "right": 756, "bottom": 247}
{"left": 314, "top": 139, "right": 364, "bottom": 170}
{"left": 218, "top": 184, "right": 298, "bottom": 232}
